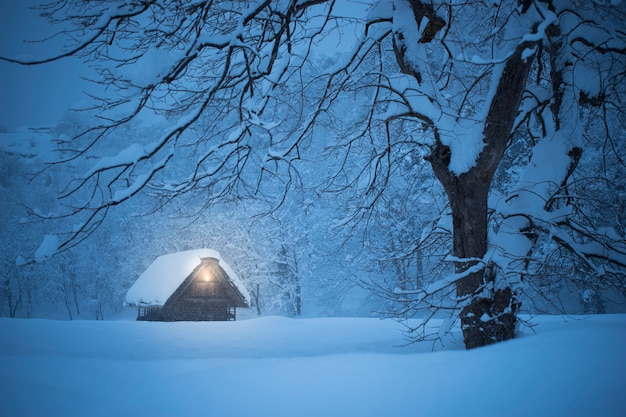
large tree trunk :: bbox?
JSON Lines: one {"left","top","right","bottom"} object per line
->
{"left": 427, "top": 40, "right": 538, "bottom": 349}
{"left": 431, "top": 161, "right": 518, "bottom": 349}
{"left": 452, "top": 180, "right": 518, "bottom": 349}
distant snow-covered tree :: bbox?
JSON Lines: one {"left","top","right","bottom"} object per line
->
{"left": 3, "top": 0, "right": 625, "bottom": 348}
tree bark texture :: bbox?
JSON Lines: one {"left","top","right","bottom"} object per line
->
{"left": 428, "top": 41, "right": 537, "bottom": 349}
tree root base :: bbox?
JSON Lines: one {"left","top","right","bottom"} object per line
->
{"left": 460, "top": 287, "right": 519, "bottom": 350}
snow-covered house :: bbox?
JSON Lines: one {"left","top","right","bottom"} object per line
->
{"left": 125, "top": 249, "right": 250, "bottom": 321}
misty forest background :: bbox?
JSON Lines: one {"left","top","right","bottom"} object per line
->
{"left": 1, "top": 0, "right": 625, "bottom": 333}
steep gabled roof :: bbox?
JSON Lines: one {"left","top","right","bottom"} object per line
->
{"left": 125, "top": 249, "right": 250, "bottom": 307}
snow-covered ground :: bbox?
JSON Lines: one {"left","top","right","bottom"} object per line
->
{"left": 1, "top": 314, "right": 625, "bottom": 417}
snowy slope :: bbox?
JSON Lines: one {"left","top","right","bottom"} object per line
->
{"left": 1, "top": 315, "right": 625, "bottom": 417}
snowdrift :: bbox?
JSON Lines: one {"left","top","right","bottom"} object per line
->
{"left": 1, "top": 315, "right": 625, "bottom": 417}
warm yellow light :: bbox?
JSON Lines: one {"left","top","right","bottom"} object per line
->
{"left": 202, "top": 271, "right": 214, "bottom": 282}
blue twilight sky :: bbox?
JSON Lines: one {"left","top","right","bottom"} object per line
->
{"left": 0, "top": 1, "right": 93, "bottom": 130}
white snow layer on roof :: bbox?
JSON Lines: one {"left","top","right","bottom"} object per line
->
{"left": 125, "top": 248, "right": 250, "bottom": 307}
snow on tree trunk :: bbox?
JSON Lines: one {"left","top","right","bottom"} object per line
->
{"left": 429, "top": 40, "right": 537, "bottom": 349}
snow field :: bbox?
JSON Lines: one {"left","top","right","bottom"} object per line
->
{"left": 1, "top": 315, "right": 625, "bottom": 417}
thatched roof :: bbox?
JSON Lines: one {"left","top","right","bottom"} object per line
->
{"left": 125, "top": 249, "right": 250, "bottom": 307}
